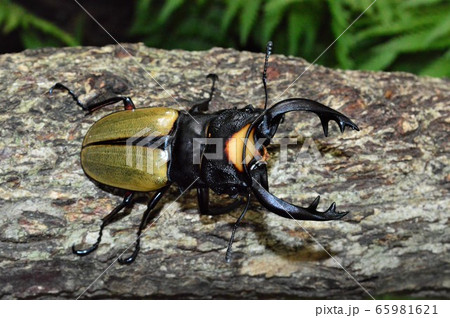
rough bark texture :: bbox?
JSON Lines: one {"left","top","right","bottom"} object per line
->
{"left": 0, "top": 43, "right": 448, "bottom": 299}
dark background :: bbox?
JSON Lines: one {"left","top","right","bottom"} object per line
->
{"left": 1, "top": 0, "right": 449, "bottom": 77}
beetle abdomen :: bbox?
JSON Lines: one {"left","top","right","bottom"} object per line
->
{"left": 81, "top": 145, "right": 169, "bottom": 191}
{"left": 81, "top": 107, "right": 179, "bottom": 192}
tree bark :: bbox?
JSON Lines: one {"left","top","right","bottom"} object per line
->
{"left": 0, "top": 43, "right": 448, "bottom": 299}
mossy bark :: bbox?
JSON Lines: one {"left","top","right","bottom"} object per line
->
{"left": 0, "top": 43, "right": 448, "bottom": 299}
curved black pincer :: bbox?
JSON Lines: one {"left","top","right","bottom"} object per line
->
{"left": 260, "top": 98, "right": 360, "bottom": 138}
{"left": 250, "top": 179, "right": 348, "bottom": 221}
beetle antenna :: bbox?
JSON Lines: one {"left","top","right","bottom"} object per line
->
{"left": 262, "top": 41, "right": 273, "bottom": 110}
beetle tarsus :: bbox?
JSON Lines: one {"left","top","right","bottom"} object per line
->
{"left": 50, "top": 83, "right": 87, "bottom": 111}
{"left": 50, "top": 82, "right": 136, "bottom": 113}
{"left": 72, "top": 243, "right": 99, "bottom": 256}
{"left": 71, "top": 192, "right": 135, "bottom": 259}
{"left": 189, "top": 73, "right": 219, "bottom": 114}
{"left": 225, "top": 193, "right": 251, "bottom": 263}
{"left": 206, "top": 73, "right": 218, "bottom": 83}
{"left": 118, "top": 245, "right": 140, "bottom": 265}
{"left": 116, "top": 187, "right": 168, "bottom": 265}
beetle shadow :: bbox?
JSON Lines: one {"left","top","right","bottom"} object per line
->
{"left": 246, "top": 205, "right": 332, "bottom": 262}
{"left": 95, "top": 183, "right": 331, "bottom": 264}
{"left": 196, "top": 193, "right": 332, "bottom": 263}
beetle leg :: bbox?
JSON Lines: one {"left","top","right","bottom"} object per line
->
{"left": 118, "top": 186, "right": 169, "bottom": 265}
{"left": 225, "top": 192, "right": 251, "bottom": 263}
{"left": 72, "top": 192, "right": 136, "bottom": 256}
{"left": 189, "top": 74, "right": 218, "bottom": 114}
{"left": 49, "top": 83, "right": 86, "bottom": 110}
{"left": 251, "top": 179, "right": 348, "bottom": 221}
{"left": 49, "top": 83, "right": 135, "bottom": 113}
{"left": 82, "top": 96, "right": 135, "bottom": 113}
{"left": 197, "top": 188, "right": 243, "bottom": 215}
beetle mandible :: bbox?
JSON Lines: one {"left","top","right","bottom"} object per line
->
{"left": 50, "top": 42, "right": 359, "bottom": 264}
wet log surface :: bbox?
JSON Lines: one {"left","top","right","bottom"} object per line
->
{"left": 0, "top": 43, "right": 448, "bottom": 299}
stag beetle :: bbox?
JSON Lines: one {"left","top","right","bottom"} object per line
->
{"left": 50, "top": 42, "right": 359, "bottom": 264}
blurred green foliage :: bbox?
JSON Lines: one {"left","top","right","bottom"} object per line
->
{"left": 130, "top": 0, "right": 450, "bottom": 77}
{"left": 0, "top": 0, "right": 79, "bottom": 48}
{"left": 1, "top": 0, "right": 449, "bottom": 77}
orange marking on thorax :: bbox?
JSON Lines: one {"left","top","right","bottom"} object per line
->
{"left": 225, "top": 124, "right": 268, "bottom": 172}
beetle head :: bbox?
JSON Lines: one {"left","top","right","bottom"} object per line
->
{"left": 237, "top": 41, "right": 359, "bottom": 220}
{"left": 202, "top": 41, "right": 358, "bottom": 220}
{"left": 200, "top": 106, "right": 264, "bottom": 196}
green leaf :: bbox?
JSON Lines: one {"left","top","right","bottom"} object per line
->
{"left": 27, "top": 14, "right": 78, "bottom": 46}
{"left": 221, "top": 0, "right": 242, "bottom": 34}
{"left": 0, "top": 3, "right": 7, "bottom": 25}
{"left": 356, "top": 12, "right": 447, "bottom": 40}
{"left": 327, "top": 0, "right": 354, "bottom": 68}
{"left": 130, "top": 0, "right": 152, "bottom": 34}
{"left": 377, "top": 30, "right": 450, "bottom": 53}
{"left": 3, "top": 4, "right": 22, "bottom": 33}
{"left": 374, "top": 0, "right": 394, "bottom": 25}
{"left": 262, "top": 0, "right": 292, "bottom": 43}
{"left": 359, "top": 49, "right": 398, "bottom": 71}
{"left": 399, "top": 0, "right": 444, "bottom": 10}
{"left": 287, "top": 10, "right": 304, "bottom": 56}
{"left": 20, "top": 31, "right": 45, "bottom": 49}
{"left": 424, "top": 14, "right": 450, "bottom": 46}
{"left": 239, "top": 0, "right": 262, "bottom": 45}
{"left": 157, "top": 0, "right": 184, "bottom": 25}
{"left": 419, "top": 50, "right": 450, "bottom": 77}
{"left": 327, "top": 0, "right": 349, "bottom": 32}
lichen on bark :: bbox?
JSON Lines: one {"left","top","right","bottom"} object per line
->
{"left": 0, "top": 43, "right": 448, "bottom": 299}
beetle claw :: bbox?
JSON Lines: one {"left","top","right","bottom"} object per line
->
{"left": 118, "top": 249, "right": 139, "bottom": 265}
{"left": 118, "top": 256, "right": 134, "bottom": 265}
{"left": 72, "top": 243, "right": 99, "bottom": 256}
{"left": 118, "top": 243, "right": 140, "bottom": 265}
